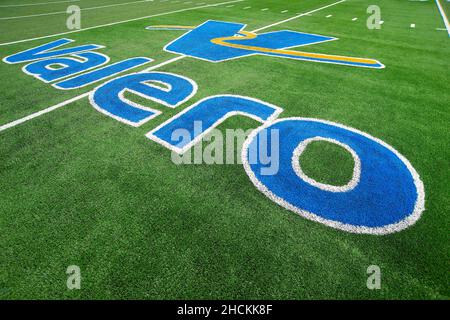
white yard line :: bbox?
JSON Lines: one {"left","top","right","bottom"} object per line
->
{"left": 0, "top": 0, "right": 245, "bottom": 46}
{"left": 0, "top": 0, "right": 348, "bottom": 132}
{"left": 435, "top": 0, "right": 450, "bottom": 37}
{"left": 0, "top": 0, "right": 79, "bottom": 7}
{"left": 252, "top": 0, "right": 346, "bottom": 33}
{"left": 0, "top": 0, "right": 155, "bottom": 21}
{"left": 0, "top": 93, "right": 90, "bottom": 132}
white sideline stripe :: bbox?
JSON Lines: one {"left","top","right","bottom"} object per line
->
{"left": 0, "top": 93, "right": 89, "bottom": 132}
{"left": 435, "top": 0, "right": 450, "bottom": 37}
{"left": 142, "top": 55, "right": 185, "bottom": 72}
{"left": 0, "top": 0, "right": 347, "bottom": 132}
{"left": 0, "top": 0, "right": 79, "bottom": 7}
{"left": 0, "top": 0, "right": 245, "bottom": 46}
{"left": 0, "top": 0, "right": 155, "bottom": 21}
{"left": 252, "top": 0, "right": 346, "bottom": 33}
{"left": 0, "top": 56, "right": 186, "bottom": 133}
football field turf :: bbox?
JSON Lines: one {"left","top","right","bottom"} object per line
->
{"left": 0, "top": 0, "right": 448, "bottom": 299}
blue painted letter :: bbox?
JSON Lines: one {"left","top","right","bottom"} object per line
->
{"left": 23, "top": 52, "right": 109, "bottom": 83}
{"left": 90, "top": 72, "right": 197, "bottom": 126}
{"left": 3, "top": 38, "right": 103, "bottom": 64}
{"left": 147, "top": 95, "right": 282, "bottom": 153}
{"left": 243, "top": 118, "right": 424, "bottom": 234}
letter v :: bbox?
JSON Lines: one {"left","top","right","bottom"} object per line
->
{"left": 3, "top": 38, "right": 104, "bottom": 64}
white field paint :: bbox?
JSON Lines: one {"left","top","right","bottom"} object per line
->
{"left": 0, "top": 0, "right": 79, "bottom": 7}
{"left": 261, "top": 8, "right": 269, "bottom": 11}
{"left": 0, "top": 0, "right": 246, "bottom": 46}
{"left": 243, "top": 6, "right": 251, "bottom": 9}
{"left": 252, "top": 0, "right": 346, "bottom": 33}
{"left": 326, "top": 14, "right": 333, "bottom": 18}
{"left": 0, "top": 0, "right": 155, "bottom": 21}
{"left": 410, "top": 23, "right": 416, "bottom": 28}
{"left": 352, "top": 17, "right": 358, "bottom": 21}
{"left": 0, "top": 0, "right": 347, "bottom": 131}
{"left": 281, "top": 10, "right": 289, "bottom": 13}
{"left": 435, "top": 0, "right": 450, "bottom": 37}
{"left": 0, "top": 93, "right": 90, "bottom": 132}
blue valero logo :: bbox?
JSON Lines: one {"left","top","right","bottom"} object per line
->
{"left": 2, "top": 20, "right": 424, "bottom": 235}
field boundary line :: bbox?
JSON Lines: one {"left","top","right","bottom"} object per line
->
{"left": 0, "top": 0, "right": 154, "bottom": 21}
{"left": 435, "top": 0, "right": 450, "bottom": 37}
{"left": 0, "top": 0, "right": 347, "bottom": 132}
{"left": 0, "top": 0, "right": 245, "bottom": 46}
{"left": 251, "top": 0, "right": 346, "bottom": 33}
{"left": 0, "top": 0, "right": 79, "bottom": 7}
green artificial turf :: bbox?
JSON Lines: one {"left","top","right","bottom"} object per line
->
{"left": 0, "top": 0, "right": 448, "bottom": 299}
{"left": 298, "top": 140, "right": 355, "bottom": 187}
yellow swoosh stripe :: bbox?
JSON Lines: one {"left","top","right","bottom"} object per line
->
{"left": 148, "top": 25, "right": 381, "bottom": 66}
{"left": 212, "top": 31, "right": 380, "bottom": 65}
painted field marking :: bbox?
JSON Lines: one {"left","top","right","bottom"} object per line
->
{"left": 0, "top": 0, "right": 79, "bottom": 7}
{"left": 261, "top": 8, "right": 269, "bottom": 11}
{"left": 410, "top": 23, "right": 416, "bottom": 28}
{"left": 435, "top": 0, "right": 450, "bottom": 37}
{"left": 243, "top": 6, "right": 251, "bottom": 9}
{"left": 0, "top": 0, "right": 348, "bottom": 132}
{"left": 281, "top": 10, "right": 289, "bottom": 13}
{"left": 352, "top": 17, "right": 358, "bottom": 21}
{"left": 379, "top": 20, "right": 384, "bottom": 25}
{"left": 252, "top": 0, "right": 346, "bottom": 33}
{"left": 0, "top": 0, "right": 155, "bottom": 20}
{"left": 0, "top": 0, "right": 245, "bottom": 46}
{"left": 326, "top": 14, "right": 333, "bottom": 18}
